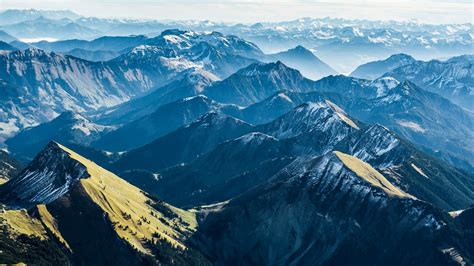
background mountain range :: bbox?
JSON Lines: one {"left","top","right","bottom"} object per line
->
{"left": 0, "top": 9, "right": 472, "bottom": 72}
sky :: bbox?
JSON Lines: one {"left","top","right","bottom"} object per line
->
{"left": 1, "top": 0, "right": 473, "bottom": 24}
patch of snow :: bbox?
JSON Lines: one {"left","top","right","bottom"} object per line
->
{"left": 236, "top": 132, "right": 277, "bottom": 145}
{"left": 152, "top": 173, "right": 161, "bottom": 181}
{"left": 449, "top": 209, "right": 465, "bottom": 218}
{"left": 411, "top": 163, "right": 429, "bottom": 178}
{"left": 396, "top": 120, "right": 426, "bottom": 133}
{"left": 371, "top": 77, "right": 400, "bottom": 97}
{"left": 277, "top": 92, "right": 293, "bottom": 103}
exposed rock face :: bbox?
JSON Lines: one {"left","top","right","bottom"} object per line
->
{"left": 204, "top": 61, "right": 313, "bottom": 106}
{"left": 193, "top": 152, "right": 464, "bottom": 265}
{"left": 382, "top": 55, "right": 474, "bottom": 111}
{"left": 0, "top": 142, "right": 88, "bottom": 206}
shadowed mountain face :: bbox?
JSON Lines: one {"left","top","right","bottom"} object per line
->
{"left": 93, "top": 95, "right": 220, "bottom": 151}
{"left": 114, "top": 112, "right": 254, "bottom": 173}
{"left": 193, "top": 152, "right": 471, "bottom": 265}
{"left": 0, "top": 150, "right": 22, "bottom": 184}
{"left": 204, "top": 61, "right": 314, "bottom": 107}
{"left": 92, "top": 68, "right": 219, "bottom": 126}
{"left": 0, "top": 40, "right": 17, "bottom": 50}
{"left": 0, "top": 30, "right": 17, "bottom": 43}
{"left": 117, "top": 102, "right": 473, "bottom": 211}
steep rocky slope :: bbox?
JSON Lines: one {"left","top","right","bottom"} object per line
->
{"left": 193, "top": 151, "right": 473, "bottom": 265}
{"left": 0, "top": 142, "right": 204, "bottom": 264}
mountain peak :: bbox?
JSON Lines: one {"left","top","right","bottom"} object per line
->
{"left": 0, "top": 141, "right": 89, "bottom": 207}
{"left": 0, "top": 142, "right": 198, "bottom": 257}
{"left": 350, "top": 53, "right": 417, "bottom": 80}
{"left": 392, "top": 80, "right": 421, "bottom": 95}
{"left": 160, "top": 29, "right": 189, "bottom": 37}
{"left": 387, "top": 53, "right": 416, "bottom": 62}
{"left": 288, "top": 45, "right": 314, "bottom": 56}
{"left": 370, "top": 76, "right": 400, "bottom": 97}
{"left": 237, "top": 61, "right": 297, "bottom": 76}
{"left": 56, "top": 110, "right": 87, "bottom": 122}
{"left": 376, "top": 80, "right": 423, "bottom": 104}
{"left": 16, "top": 47, "right": 49, "bottom": 57}
{"left": 260, "top": 101, "right": 359, "bottom": 140}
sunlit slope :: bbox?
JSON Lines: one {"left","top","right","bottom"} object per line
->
{"left": 0, "top": 141, "right": 197, "bottom": 261}
{"left": 0, "top": 208, "right": 47, "bottom": 240}
{"left": 37, "top": 204, "right": 71, "bottom": 251}
{"left": 334, "top": 151, "right": 415, "bottom": 199}
{"left": 56, "top": 143, "right": 197, "bottom": 254}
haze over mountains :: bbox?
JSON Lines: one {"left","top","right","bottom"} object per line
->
{"left": 0, "top": 9, "right": 472, "bottom": 72}
{"left": 0, "top": 8, "right": 473, "bottom": 266}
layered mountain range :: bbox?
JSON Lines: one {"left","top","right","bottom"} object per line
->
{"left": 352, "top": 53, "right": 474, "bottom": 111}
{"left": 1, "top": 9, "right": 471, "bottom": 72}
{"left": 4, "top": 55, "right": 472, "bottom": 172}
{"left": 1, "top": 113, "right": 473, "bottom": 264}
{"left": 0, "top": 10, "right": 473, "bottom": 265}
{"left": 0, "top": 29, "right": 263, "bottom": 141}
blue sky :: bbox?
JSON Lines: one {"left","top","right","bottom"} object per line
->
{"left": 1, "top": 0, "right": 472, "bottom": 24}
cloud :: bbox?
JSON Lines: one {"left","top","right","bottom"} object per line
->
{"left": 1, "top": 0, "right": 472, "bottom": 24}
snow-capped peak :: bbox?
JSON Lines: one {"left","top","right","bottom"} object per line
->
{"left": 0, "top": 141, "right": 89, "bottom": 207}
{"left": 371, "top": 77, "right": 400, "bottom": 97}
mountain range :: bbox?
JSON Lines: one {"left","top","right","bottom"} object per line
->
{"left": 350, "top": 53, "right": 417, "bottom": 80}
{"left": 0, "top": 30, "right": 264, "bottom": 141}
{"left": 5, "top": 111, "right": 114, "bottom": 160}
{"left": 0, "top": 9, "right": 473, "bottom": 265}
{"left": 112, "top": 101, "right": 473, "bottom": 210}
{"left": 1, "top": 115, "right": 473, "bottom": 263}
{"left": 351, "top": 53, "right": 474, "bottom": 111}
{"left": 194, "top": 150, "right": 472, "bottom": 265}
{"left": 1, "top": 9, "right": 471, "bottom": 73}
{"left": 6, "top": 57, "right": 470, "bottom": 172}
